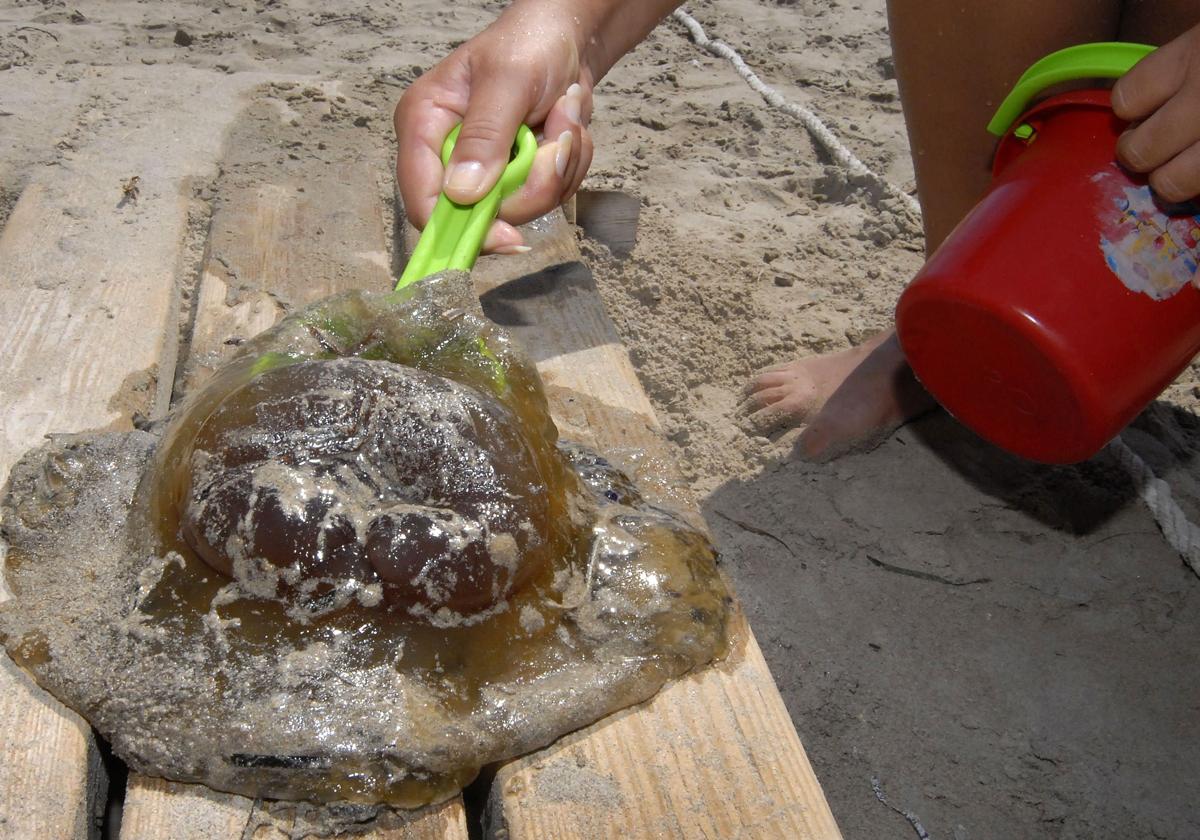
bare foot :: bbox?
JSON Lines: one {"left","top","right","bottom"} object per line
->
{"left": 741, "top": 330, "right": 937, "bottom": 460}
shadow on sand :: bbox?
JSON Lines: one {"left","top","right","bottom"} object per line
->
{"left": 698, "top": 400, "right": 1200, "bottom": 839}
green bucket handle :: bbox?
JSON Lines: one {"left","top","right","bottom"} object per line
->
{"left": 987, "top": 42, "right": 1155, "bottom": 138}
{"left": 396, "top": 123, "right": 538, "bottom": 290}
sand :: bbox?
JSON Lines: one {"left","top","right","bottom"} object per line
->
{"left": 2, "top": 0, "right": 1200, "bottom": 837}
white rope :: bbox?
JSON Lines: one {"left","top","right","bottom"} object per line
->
{"left": 671, "top": 8, "right": 922, "bottom": 217}
{"left": 672, "top": 7, "right": 1200, "bottom": 577}
{"left": 1107, "top": 436, "right": 1200, "bottom": 576}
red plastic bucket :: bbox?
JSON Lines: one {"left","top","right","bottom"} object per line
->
{"left": 896, "top": 88, "right": 1200, "bottom": 463}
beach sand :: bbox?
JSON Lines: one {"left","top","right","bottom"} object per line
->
{"left": 2, "top": 0, "right": 1200, "bottom": 836}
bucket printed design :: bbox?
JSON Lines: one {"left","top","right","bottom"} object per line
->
{"left": 1096, "top": 167, "right": 1200, "bottom": 301}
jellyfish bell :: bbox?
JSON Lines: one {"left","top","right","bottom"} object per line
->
{"left": 0, "top": 271, "right": 731, "bottom": 810}
{"left": 173, "top": 357, "right": 555, "bottom": 615}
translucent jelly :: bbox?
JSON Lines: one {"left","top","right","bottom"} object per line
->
{"left": 0, "top": 271, "right": 731, "bottom": 809}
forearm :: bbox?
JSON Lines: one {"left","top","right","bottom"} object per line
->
{"left": 495, "top": 0, "right": 682, "bottom": 84}
{"left": 576, "top": 0, "right": 685, "bottom": 79}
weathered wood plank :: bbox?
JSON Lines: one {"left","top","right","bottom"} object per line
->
{"left": 473, "top": 211, "right": 843, "bottom": 840}
{"left": 118, "top": 117, "right": 469, "bottom": 839}
{"left": 121, "top": 778, "right": 467, "bottom": 840}
{"left": 574, "top": 189, "right": 640, "bottom": 259}
{"left": 120, "top": 779, "right": 250, "bottom": 839}
{"left": 0, "top": 65, "right": 90, "bottom": 226}
{"left": 0, "top": 67, "right": 265, "bottom": 840}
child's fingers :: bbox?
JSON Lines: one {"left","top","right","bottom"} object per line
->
{"left": 542, "top": 83, "right": 590, "bottom": 143}
{"left": 1112, "top": 22, "right": 1200, "bottom": 202}
{"left": 563, "top": 128, "right": 594, "bottom": 203}
{"left": 1117, "top": 89, "right": 1200, "bottom": 174}
{"left": 542, "top": 83, "right": 593, "bottom": 202}
{"left": 1112, "top": 40, "right": 1188, "bottom": 122}
{"left": 1148, "top": 140, "right": 1200, "bottom": 204}
{"left": 484, "top": 125, "right": 584, "bottom": 252}
{"left": 497, "top": 141, "right": 562, "bottom": 224}
{"left": 442, "top": 63, "right": 538, "bottom": 206}
{"left": 482, "top": 220, "right": 527, "bottom": 254}
{"left": 394, "top": 93, "right": 463, "bottom": 230}
{"left": 751, "top": 360, "right": 798, "bottom": 378}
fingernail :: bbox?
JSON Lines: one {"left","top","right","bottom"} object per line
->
{"left": 565, "top": 83, "right": 583, "bottom": 124}
{"left": 444, "top": 161, "right": 486, "bottom": 196}
{"left": 555, "top": 130, "right": 573, "bottom": 178}
{"left": 494, "top": 244, "right": 532, "bottom": 255}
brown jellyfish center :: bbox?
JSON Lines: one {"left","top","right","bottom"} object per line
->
{"left": 181, "top": 357, "right": 552, "bottom": 614}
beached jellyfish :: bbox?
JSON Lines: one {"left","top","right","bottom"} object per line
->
{"left": 0, "top": 271, "right": 731, "bottom": 810}
{"left": 178, "top": 358, "right": 554, "bottom": 615}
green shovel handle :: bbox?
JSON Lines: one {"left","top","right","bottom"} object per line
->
{"left": 396, "top": 124, "right": 538, "bottom": 290}
{"left": 987, "top": 42, "right": 1155, "bottom": 137}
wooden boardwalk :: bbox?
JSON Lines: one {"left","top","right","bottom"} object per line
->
{"left": 0, "top": 75, "right": 842, "bottom": 840}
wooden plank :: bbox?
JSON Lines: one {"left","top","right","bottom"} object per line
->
{"left": 0, "top": 65, "right": 90, "bottom": 223}
{"left": 574, "top": 189, "right": 640, "bottom": 258}
{"left": 119, "top": 108, "right": 469, "bottom": 839}
{"left": 120, "top": 779, "right": 250, "bottom": 839}
{"left": 121, "top": 777, "right": 467, "bottom": 840}
{"left": 0, "top": 66, "right": 265, "bottom": 840}
{"left": 473, "top": 211, "right": 843, "bottom": 839}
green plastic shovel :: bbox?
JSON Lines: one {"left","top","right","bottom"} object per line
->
{"left": 396, "top": 124, "right": 538, "bottom": 290}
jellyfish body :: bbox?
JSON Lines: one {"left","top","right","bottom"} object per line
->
{"left": 0, "top": 272, "right": 730, "bottom": 809}
{"left": 181, "top": 358, "right": 551, "bottom": 614}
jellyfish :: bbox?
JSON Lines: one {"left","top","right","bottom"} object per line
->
{"left": 0, "top": 271, "right": 730, "bottom": 808}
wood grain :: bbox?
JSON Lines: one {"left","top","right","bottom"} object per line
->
{"left": 0, "top": 67, "right": 264, "bottom": 840}
{"left": 474, "top": 211, "right": 843, "bottom": 840}
{"left": 121, "top": 778, "right": 467, "bottom": 840}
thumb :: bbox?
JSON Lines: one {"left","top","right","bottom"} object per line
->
{"left": 443, "top": 71, "right": 533, "bottom": 205}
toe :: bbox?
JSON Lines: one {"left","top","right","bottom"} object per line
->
{"left": 744, "top": 369, "right": 791, "bottom": 395}
{"left": 775, "top": 388, "right": 822, "bottom": 422}
{"left": 744, "top": 405, "right": 792, "bottom": 437}
{"left": 737, "top": 386, "right": 787, "bottom": 413}
{"left": 754, "top": 359, "right": 800, "bottom": 376}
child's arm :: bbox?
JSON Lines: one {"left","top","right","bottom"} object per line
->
{"left": 1114, "top": 22, "right": 1200, "bottom": 203}
{"left": 394, "top": 0, "right": 680, "bottom": 253}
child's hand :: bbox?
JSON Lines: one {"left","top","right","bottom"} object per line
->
{"left": 1113, "top": 23, "right": 1200, "bottom": 203}
{"left": 394, "top": 1, "right": 595, "bottom": 254}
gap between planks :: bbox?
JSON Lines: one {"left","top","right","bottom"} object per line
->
{"left": 0, "top": 66, "right": 278, "bottom": 840}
